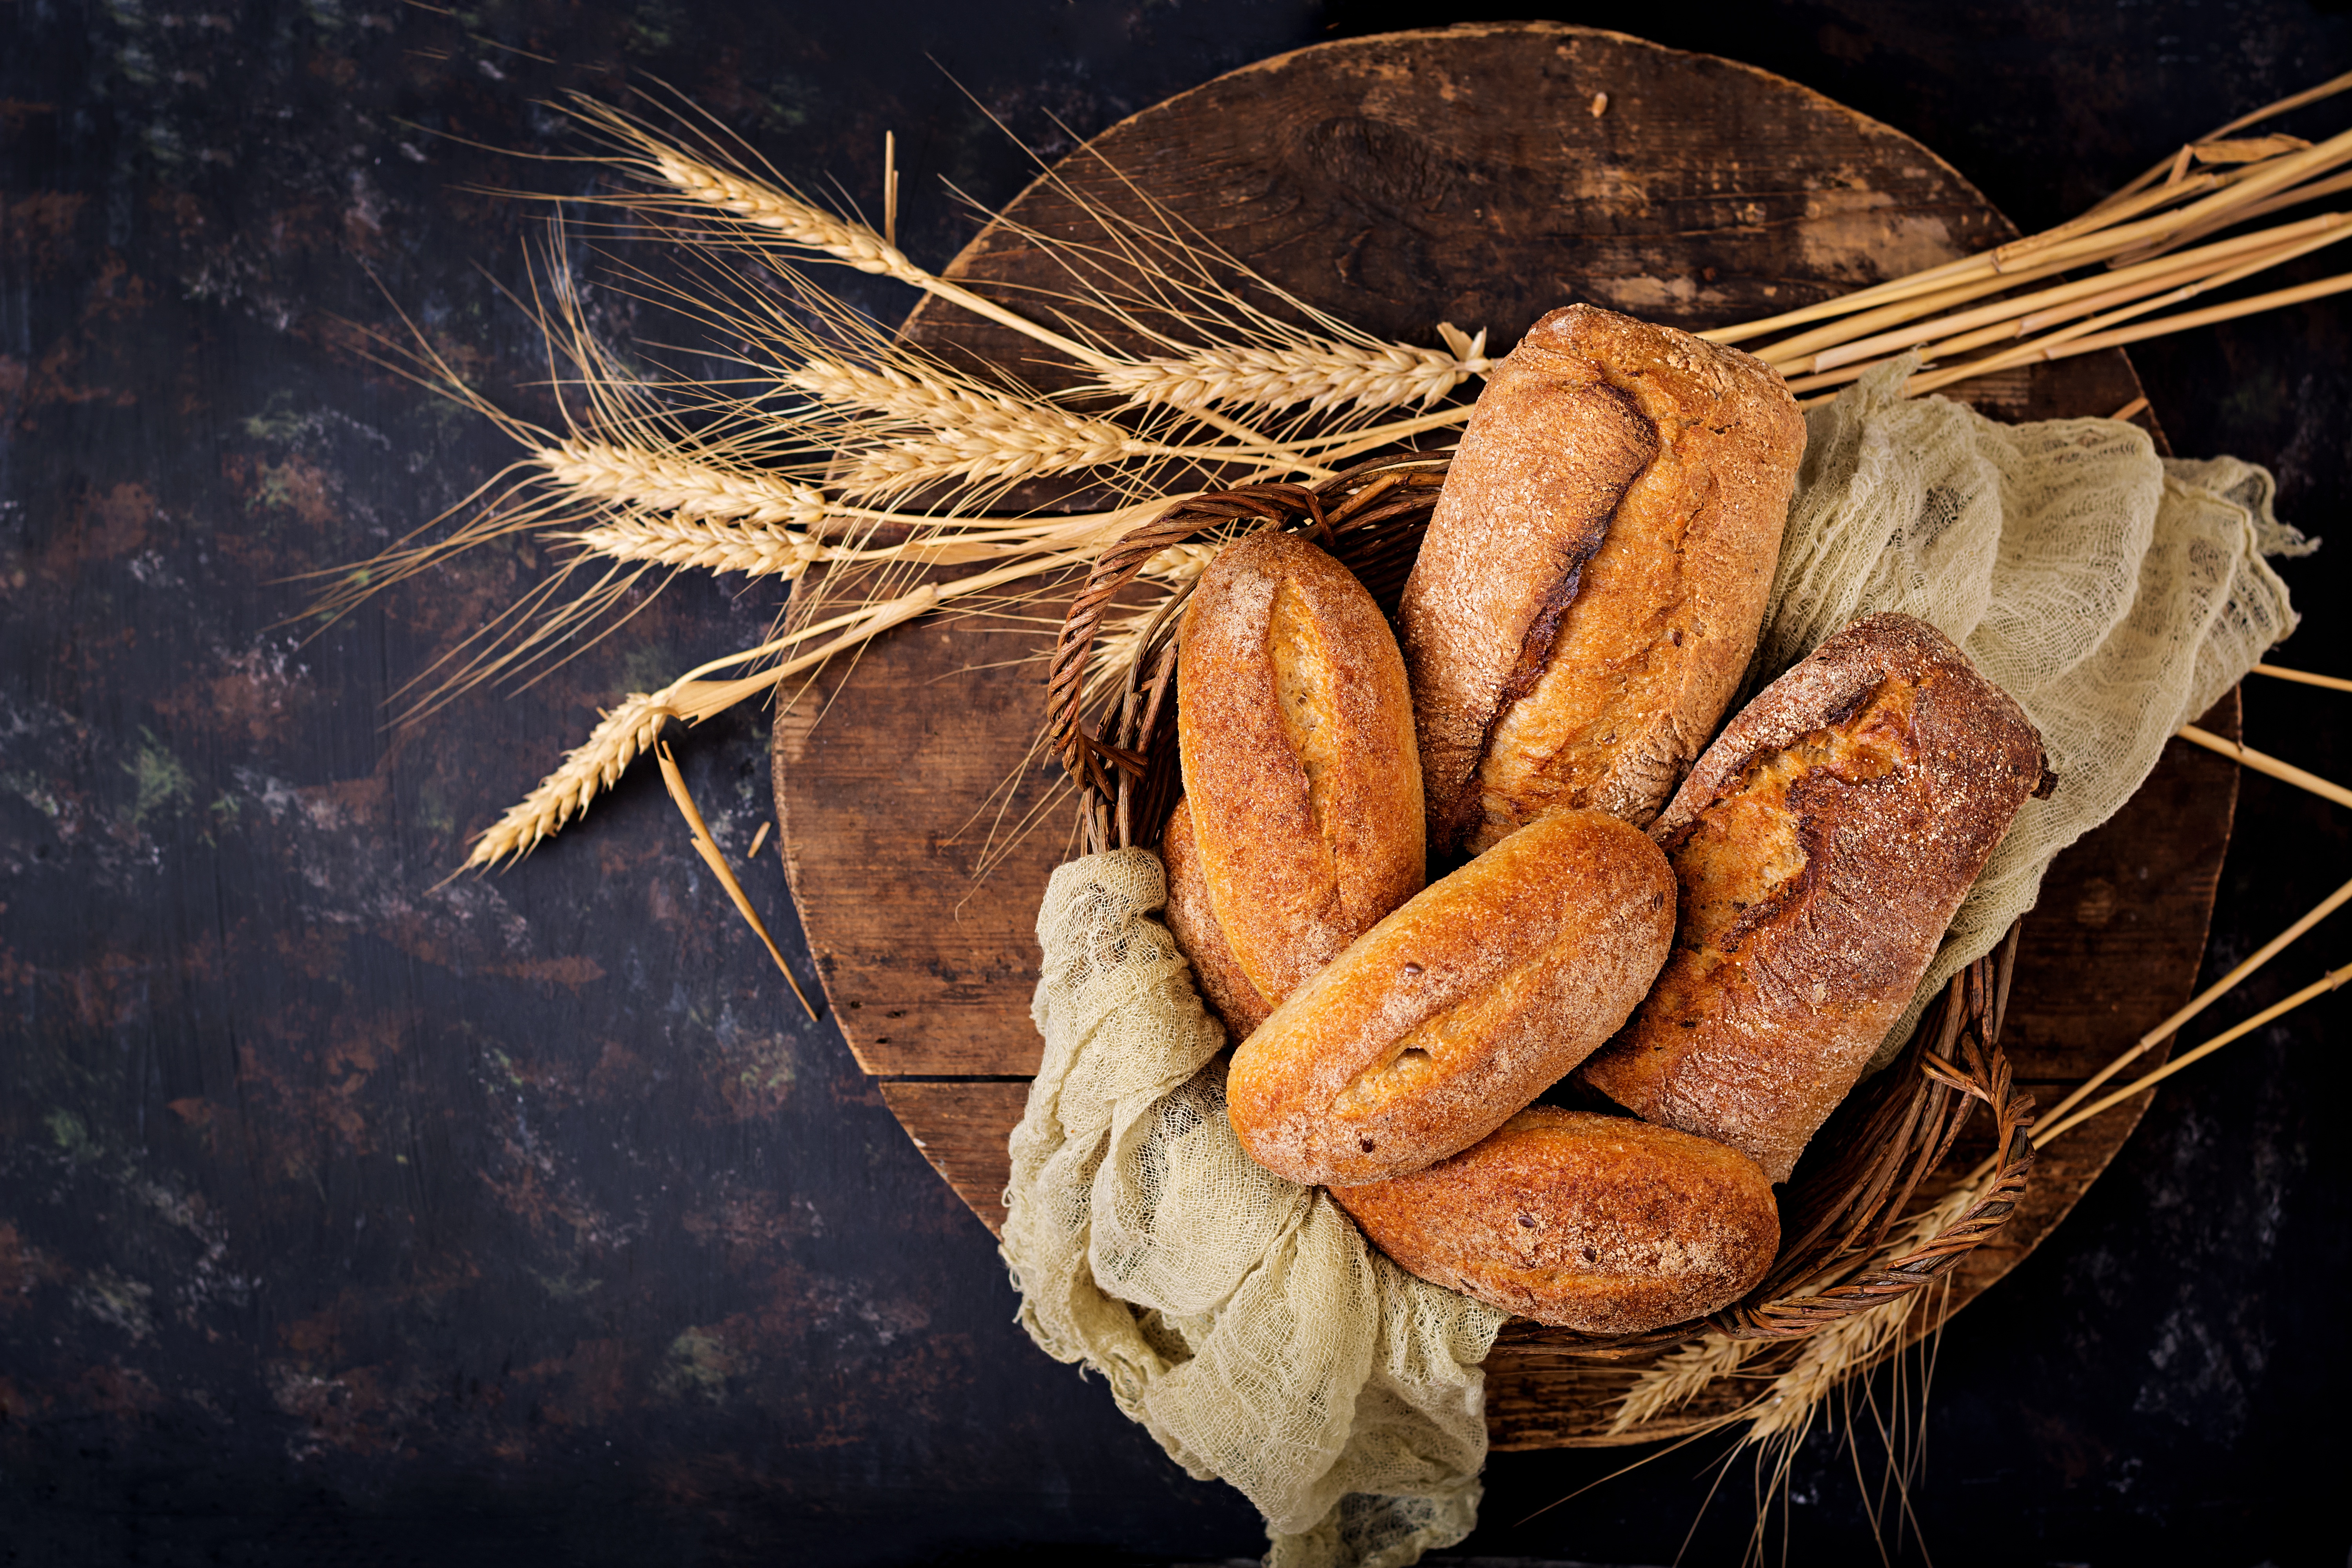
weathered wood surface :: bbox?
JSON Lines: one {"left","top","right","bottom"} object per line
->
{"left": 771, "top": 23, "right": 2232, "bottom": 1448}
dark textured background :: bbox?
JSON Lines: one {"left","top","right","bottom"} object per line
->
{"left": 3, "top": 3, "right": 2348, "bottom": 1565}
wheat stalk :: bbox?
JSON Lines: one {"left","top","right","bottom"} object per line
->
{"left": 1740, "top": 1298, "right": 1921, "bottom": 1449}
{"left": 789, "top": 355, "right": 1305, "bottom": 500}
{"left": 462, "top": 691, "right": 676, "bottom": 872}
{"left": 654, "top": 741, "right": 819, "bottom": 1021}
{"left": 1095, "top": 326, "right": 1491, "bottom": 416}
{"left": 1739, "top": 1179, "right": 1982, "bottom": 1447}
{"left": 535, "top": 437, "right": 833, "bottom": 527}
{"left": 1606, "top": 1174, "right": 1986, "bottom": 1440}
{"left": 1137, "top": 540, "right": 1221, "bottom": 582}
{"left": 462, "top": 548, "right": 1096, "bottom": 869}
{"left": 568, "top": 98, "right": 1337, "bottom": 463}
{"left": 560, "top": 515, "right": 835, "bottom": 578}
{"left": 1610, "top": 1334, "right": 1762, "bottom": 1435}
{"left": 563, "top": 503, "right": 1156, "bottom": 579}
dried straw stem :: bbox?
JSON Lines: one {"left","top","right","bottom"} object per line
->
{"left": 1780, "top": 212, "right": 2352, "bottom": 375}
{"left": 2253, "top": 660, "right": 2352, "bottom": 692}
{"left": 2176, "top": 722, "right": 2352, "bottom": 810}
{"left": 2035, "top": 959, "right": 2352, "bottom": 1146}
{"left": 655, "top": 741, "right": 819, "bottom": 1020}
{"left": 2032, "top": 868, "right": 2352, "bottom": 1138}
{"left": 2091, "top": 68, "right": 2352, "bottom": 214}
{"left": 1713, "top": 120, "right": 2352, "bottom": 350}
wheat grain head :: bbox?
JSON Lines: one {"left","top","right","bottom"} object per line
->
{"left": 462, "top": 691, "right": 675, "bottom": 871}
{"left": 535, "top": 437, "right": 833, "bottom": 527}
{"left": 1610, "top": 1332, "right": 1761, "bottom": 1435}
{"left": 1095, "top": 325, "right": 1491, "bottom": 417}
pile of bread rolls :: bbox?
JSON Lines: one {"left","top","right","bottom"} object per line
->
{"left": 1163, "top": 304, "right": 2051, "bottom": 1336}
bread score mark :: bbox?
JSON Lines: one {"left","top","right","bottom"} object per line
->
{"left": 1267, "top": 577, "right": 1347, "bottom": 930}
{"left": 1662, "top": 677, "right": 1920, "bottom": 965}
{"left": 1329, "top": 891, "right": 1671, "bottom": 1123}
{"left": 1436, "top": 380, "right": 1659, "bottom": 850}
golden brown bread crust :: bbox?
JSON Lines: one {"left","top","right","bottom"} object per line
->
{"left": 1578, "top": 612, "right": 2049, "bottom": 1182}
{"left": 1400, "top": 303, "right": 1805, "bottom": 855}
{"left": 1227, "top": 809, "right": 1675, "bottom": 1186}
{"left": 1177, "top": 529, "right": 1425, "bottom": 1004}
{"left": 1160, "top": 796, "right": 1274, "bottom": 1041}
{"left": 1330, "top": 1107, "right": 1778, "bottom": 1334}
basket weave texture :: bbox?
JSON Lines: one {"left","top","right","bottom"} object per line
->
{"left": 1044, "top": 455, "right": 2036, "bottom": 1352}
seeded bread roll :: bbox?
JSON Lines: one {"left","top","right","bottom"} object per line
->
{"left": 1227, "top": 809, "right": 1675, "bottom": 1187}
{"left": 1330, "top": 1107, "right": 1778, "bottom": 1334}
{"left": 1177, "top": 529, "right": 1425, "bottom": 1005}
{"left": 1161, "top": 796, "right": 1274, "bottom": 1042}
{"left": 1579, "top": 612, "right": 2051, "bottom": 1182}
{"left": 1401, "top": 303, "right": 1805, "bottom": 856}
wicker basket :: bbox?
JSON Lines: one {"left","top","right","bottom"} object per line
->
{"left": 1044, "top": 454, "right": 2037, "bottom": 1357}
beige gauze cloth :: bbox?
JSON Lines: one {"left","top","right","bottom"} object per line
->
{"left": 1000, "top": 353, "right": 2309, "bottom": 1566}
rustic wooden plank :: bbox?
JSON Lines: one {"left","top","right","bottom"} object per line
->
{"left": 873, "top": 1080, "right": 1033, "bottom": 1233}
{"left": 775, "top": 601, "right": 1073, "bottom": 1076}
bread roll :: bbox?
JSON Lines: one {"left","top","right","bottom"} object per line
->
{"left": 1401, "top": 303, "right": 1805, "bottom": 856}
{"left": 1331, "top": 1107, "right": 1778, "bottom": 1334}
{"left": 1227, "top": 809, "right": 1675, "bottom": 1186}
{"left": 1161, "top": 796, "right": 1274, "bottom": 1041}
{"left": 1177, "top": 529, "right": 1425, "bottom": 1005}
{"left": 1579, "top": 612, "right": 2050, "bottom": 1181}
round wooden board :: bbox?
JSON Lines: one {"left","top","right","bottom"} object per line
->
{"left": 773, "top": 22, "right": 2239, "bottom": 1448}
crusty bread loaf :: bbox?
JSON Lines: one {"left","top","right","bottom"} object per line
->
{"left": 1177, "top": 529, "right": 1425, "bottom": 1005}
{"left": 1161, "top": 796, "right": 1274, "bottom": 1041}
{"left": 1579, "top": 612, "right": 2050, "bottom": 1182}
{"left": 1227, "top": 809, "right": 1675, "bottom": 1186}
{"left": 1401, "top": 303, "right": 1805, "bottom": 856}
{"left": 1330, "top": 1106, "right": 1778, "bottom": 1334}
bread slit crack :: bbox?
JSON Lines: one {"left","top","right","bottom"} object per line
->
{"left": 1269, "top": 578, "right": 1345, "bottom": 922}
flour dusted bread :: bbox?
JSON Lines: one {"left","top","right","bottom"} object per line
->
{"left": 1579, "top": 612, "right": 2050, "bottom": 1181}
{"left": 1178, "top": 529, "right": 1425, "bottom": 1005}
{"left": 1330, "top": 1107, "right": 1778, "bottom": 1334}
{"left": 1401, "top": 303, "right": 1804, "bottom": 855}
{"left": 1161, "top": 796, "right": 1273, "bottom": 1041}
{"left": 1227, "top": 809, "right": 1675, "bottom": 1187}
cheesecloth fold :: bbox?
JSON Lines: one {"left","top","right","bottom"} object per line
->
{"left": 999, "top": 354, "right": 2308, "bottom": 1564}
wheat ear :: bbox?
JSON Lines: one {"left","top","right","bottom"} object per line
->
{"left": 462, "top": 691, "right": 675, "bottom": 872}
{"left": 570, "top": 100, "right": 1357, "bottom": 466}
{"left": 559, "top": 515, "right": 835, "bottom": 578}
{"left": 1742, "top": 1295, "right": 1923, "bottom": 1448}
{"left": 535, "top": 437, "right": 833, "bottom": 527}
{"left": 1610, "top": 1334, "right": 1763, "bottom": 1435}
{"left": 1737, "top": 1177, "right": 1984, "bottom": 1446}
{"left": 1096, "top": 324, "right": 1491, "bottom": 417}
{"left": 461, "top": 548, "right": 1096, "bottom": 871}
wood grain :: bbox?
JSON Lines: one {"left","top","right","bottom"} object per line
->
{"left": 769, "top": 22, "right": 2232, "bottom": 1449}
{"left": 874, "top": 1080, "right": 1033, "bottom": 1227}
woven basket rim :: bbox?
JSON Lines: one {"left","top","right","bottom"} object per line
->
{"left": 1042, "top": 459, "right": 2037, "bottom": 1356}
